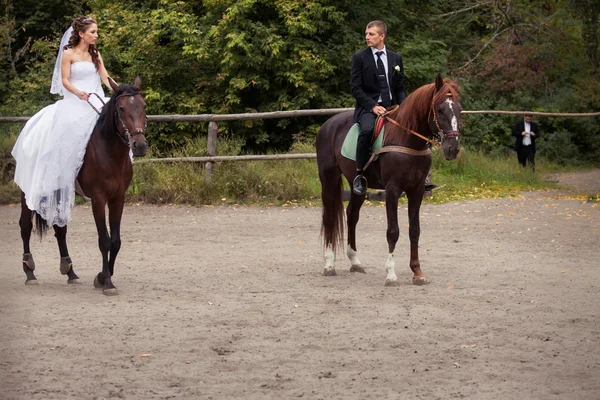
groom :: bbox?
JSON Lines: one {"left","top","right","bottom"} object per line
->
{"left": 350, "top": 20, "right": 407, "bottom": 195}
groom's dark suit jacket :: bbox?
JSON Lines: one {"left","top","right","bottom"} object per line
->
{"left": 512, "top": 119, "right": 540, "bottom": 153}
{"left": 350, "top": 47, "right": 407, "bottom": 122}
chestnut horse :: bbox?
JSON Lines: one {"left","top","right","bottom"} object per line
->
{"left": 19, "top": 77, "right": 148, "bottom": 295}
{"left": 316, "top": 74, "right": 461, "bottom": 285}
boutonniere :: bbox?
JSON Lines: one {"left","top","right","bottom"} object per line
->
{"left": 393, "top": 65, "right": 401, "bottom": 74}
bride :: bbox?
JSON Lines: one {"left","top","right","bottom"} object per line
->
{"left": 12, "top": 16, "right": 116, "bottom": 227}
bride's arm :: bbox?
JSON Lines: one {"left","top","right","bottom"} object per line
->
{"left": 61, "top": 50, "right": 89, "bottom": 100}
{"left": 97, "top": 53, "right": 117, "bottom": 91}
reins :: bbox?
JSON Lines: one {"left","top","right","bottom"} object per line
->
{"left": 362, "top": 103, "right": 437, "bottom": 171}
{"left": 384, "top": 116, "right": 439, "bottom": 147}
{"left": 86, "top": 93, "right": 105, "bottom": 115}
{"left": 362, "top": 90, "right": 459, "bottom": 171}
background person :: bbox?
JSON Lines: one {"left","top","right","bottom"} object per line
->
{"left": 512, "top": 113, "right": 540, "bottom": 170}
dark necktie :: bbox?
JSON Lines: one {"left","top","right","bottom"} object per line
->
{"left": 375, "top": 51, "right": 391, "bottom": 107}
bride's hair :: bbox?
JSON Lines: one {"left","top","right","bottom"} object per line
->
{"left": 64, "top": 16, "right": 100, "bottom": 70}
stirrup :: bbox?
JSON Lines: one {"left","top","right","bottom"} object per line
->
{"left": 352, "top": 174, "right": 367, "bottom": 196}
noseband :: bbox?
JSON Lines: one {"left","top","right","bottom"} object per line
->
{"left": 87, "top": 92, "right": 147, "bottom": 147}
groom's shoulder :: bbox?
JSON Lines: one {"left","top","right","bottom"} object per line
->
{"left": 387, "top": 49, "right": 402, "bottom": 58}
{"left": 353, "top": 47, "right": 372, "bottom": 58}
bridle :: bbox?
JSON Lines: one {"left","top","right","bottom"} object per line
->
{"left": 362, "top": 91, "right": 459, "bottom": 170}
{"left": 383, "top": 91, "right": 459, "bottom": 147}
{"left": 428, "top": 92, "right": 459, "bottom": 142}
{"left": 114, "top": 92, "right": 147, "bottom": 147}
{"left": 87, "top": 92, "right": 147, "bottom": 147}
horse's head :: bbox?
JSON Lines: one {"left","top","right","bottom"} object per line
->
{"left": 429, "top": 74, "right": 461, "bottom": 160}
{"left": 109, "top": 76, "right": 148, "bottom": 157}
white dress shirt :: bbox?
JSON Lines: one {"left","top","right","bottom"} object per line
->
{"left": 523, "top": 121, "right": 532, "bottom": 146}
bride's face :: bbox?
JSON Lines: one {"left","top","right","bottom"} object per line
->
{"left": 79, "top": 23, "right": 98, "bottom": 46}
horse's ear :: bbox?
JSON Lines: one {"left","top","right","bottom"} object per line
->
{"left": 435, "top": 73, "right": 444, "bottom": 91}
{"left": 454, "top": 75, "right": 460, "bottom": 85}
{"left": 108, "top": 77, "right": 119, "bottom": 92}
{"left": 134, "top": 75, "right": 142, "bottom": 90}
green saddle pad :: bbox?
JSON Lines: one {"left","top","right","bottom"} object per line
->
{"left": 341, "top": 123, "right": 385, "bottom": 161}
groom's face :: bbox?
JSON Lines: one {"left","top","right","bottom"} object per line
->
{"left": 365, "top": 26, "right": 384, "bottom": 49}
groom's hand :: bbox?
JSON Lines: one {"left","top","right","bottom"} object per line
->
{"left": 372, "top": 105, "right": 386, "bottom": 116}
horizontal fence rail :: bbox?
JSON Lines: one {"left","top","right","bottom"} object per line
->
{"left": 2, "top": 108, "right": 598, "bottom": 175}
{"left": 137, "top": 153, "right": 317, "bottom": 164}
{"left": 2, "top": 109, "right": 600, "bottom": 124}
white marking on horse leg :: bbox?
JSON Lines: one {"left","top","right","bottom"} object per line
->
{"left": 346, "top": 245, "right": 362, "bottom": 267}
{"left": 325, "top": 245, "right": 334, "bottom": 268}
{"left": 385, "top": 253, "right": 399, "bottom": 285}
{"left": 323, "top": 244, "right": 336, "bottom": 275}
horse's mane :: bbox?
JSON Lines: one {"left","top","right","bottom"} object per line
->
{"left": 96, "top": 83, "right": 141, "bottom": 140}
{"left": 383, "top": 78, "right": 460, "bottom": 145}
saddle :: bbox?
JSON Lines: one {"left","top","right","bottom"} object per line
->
{"left": 373, "top": 104, "right": 399, "bottom": 144}
{"left": 340, "top": 105, "right": 401, "bottom": 162}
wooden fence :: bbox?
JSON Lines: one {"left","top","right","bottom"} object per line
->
{"left": 1, "top": 108, "right": 599, "bottom": 176}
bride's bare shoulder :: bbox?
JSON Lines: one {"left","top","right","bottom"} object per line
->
{"left": 62, "top": 48, "right": 75, "bottom": 60}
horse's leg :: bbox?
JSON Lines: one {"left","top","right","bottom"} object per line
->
{"left": 52, "top": 225, "right": 80, "bottom": 284}
{"left": 346, "top": 185, "right": 366, "bottom": 273}
{"left": 19, "top": 192, "right": 37, "bottom": 285}
{"left": 90, "top": 198, "right": 117, "bottom": 295}
{"left": 107, "top": 196, "right": 124, "bottom": 279}
{"left": 383, "top": 186, "right": 401, "bottom": 286}
{"left": 319, "top": 164, "right": 343, "bottom": 276}
{"left": 406, "top": 190, "right": 427, "bottom": 285}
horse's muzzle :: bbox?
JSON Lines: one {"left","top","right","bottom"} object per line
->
{"left": 132, "top": 135, "right": 148, "bottom": 157}
{"left": 442, "top": 133, "right": 460, "bottom": 160}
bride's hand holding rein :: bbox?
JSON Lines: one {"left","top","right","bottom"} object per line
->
{"left": 77, "top": 91, "right": 90, "bottom": 101}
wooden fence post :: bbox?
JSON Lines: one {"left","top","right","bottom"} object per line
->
{"left": 205, "top": 121, "right": 218, "bottom": 177}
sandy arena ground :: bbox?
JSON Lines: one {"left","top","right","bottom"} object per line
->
{"left": 0, "top": 171, "right": 599, "bottom": 399}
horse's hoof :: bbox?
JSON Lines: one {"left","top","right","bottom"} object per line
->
{"left": 67, "top": 279, "right": 81, "bottom": 285}
{"left": 384, "top": 279, "right": 401, "bottom": 287}
{"left": 93, "top": 275, "right": 102, "bottom": 289}
{"left": 323, "top": 268, "right": 337, "bottom": 276}
{"left": 103, "top": 288, "right": 118, "bottom": 296}
{"left": 350, "top": 264, "right": 366, "bottom": 274}
{"left": 60, "top": 257, "right": 73, "bottom": 275}
{"left": 25, "top": 279, "right": 39, "bottom": 286}
{"left": 412, "top": 277, "right": 428, "bottom": 286}
{"left": 22, "top": 253, "right": 35, "bottom": 271}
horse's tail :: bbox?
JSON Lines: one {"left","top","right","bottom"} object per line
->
{"left": 34, "top": 212, "right": 49, "bottom": 240}
{"left": 320, "top": 172, "right": 345, "bottom": 254}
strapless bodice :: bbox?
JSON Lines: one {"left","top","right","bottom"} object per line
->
{"left": 66, "top": 61, "right": 103, "bottom": 96}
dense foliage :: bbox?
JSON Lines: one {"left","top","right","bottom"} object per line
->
{"left": 1, "top": 0, "right": 599, "bottom": 163}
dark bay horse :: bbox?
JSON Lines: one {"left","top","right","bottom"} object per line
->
{"left": 316, "top": 74, "right": 461, "bottom": 286}
{"left": 20, "top": 77, "right": 148, "bottom": 295}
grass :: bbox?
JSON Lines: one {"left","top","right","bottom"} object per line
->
{"left": 0, "top": 137, "right": 593, "bottom": 206}
{"left": 427, "top": 148, "right": 558, "bottom": 204}
{"left": 128, "top": 141, "right": 321, "bottom": 205}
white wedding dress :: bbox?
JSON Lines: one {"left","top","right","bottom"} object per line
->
{"left": 12, "top": 61, "right": 109, "bottom": 227}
